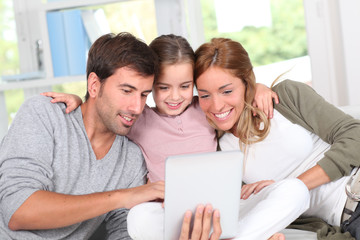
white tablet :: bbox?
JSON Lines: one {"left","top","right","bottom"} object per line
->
{"left": 164, "top": 150, "right": 243, "bottom": 240}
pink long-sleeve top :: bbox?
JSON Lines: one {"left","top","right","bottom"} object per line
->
{"left": 127, "top": 96, "right": 217, "bottom": 182}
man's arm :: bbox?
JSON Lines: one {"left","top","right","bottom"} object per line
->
{"left": 0, "top": 96, "right": 164, "bottom": 231}
{"left": 8, "top": 182, "right": 164, "bottom": 231}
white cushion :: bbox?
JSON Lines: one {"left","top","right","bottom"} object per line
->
{"left": 281, "top": 229, "right": 317, "bottom": 240}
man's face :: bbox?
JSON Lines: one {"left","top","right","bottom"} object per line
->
{"left": 95, "top": 67, "right": 154, "bottom": 136}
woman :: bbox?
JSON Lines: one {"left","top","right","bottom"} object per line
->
{"left": 194, "top": 37, "right": 360, "bottom": 238}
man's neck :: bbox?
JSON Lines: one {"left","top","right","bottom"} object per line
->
{"left": 81, "top": 103, "right": 116, "bottom": 160}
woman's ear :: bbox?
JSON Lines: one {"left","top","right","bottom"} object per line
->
{"left": 87, "top": 72, "right": 101, "bottom": 99}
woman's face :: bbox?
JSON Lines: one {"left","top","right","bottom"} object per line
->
{"left": 196, "top": 66, "right": 246, "bottom": 135}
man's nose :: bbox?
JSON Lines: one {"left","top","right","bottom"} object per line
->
{"left": 129, "top": 95, "right": 143, "bottom": 115}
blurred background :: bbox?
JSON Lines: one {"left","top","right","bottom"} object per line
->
{"left": 0, "top": 0, "right": 359, "bottom": 139}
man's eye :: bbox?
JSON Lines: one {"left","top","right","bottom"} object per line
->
{"left": 122, "top": 89, "right": 132, "bottom": 94}
{"left": 142, "top": 92, "right": 150, "bottom": 98}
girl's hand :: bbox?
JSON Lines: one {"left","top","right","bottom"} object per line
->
{"left": 41, "top": 92, "right": 83, "bottom": 114}
{"left": 253, "top": 83, "right": 279, "bottom": 119}
{"left": 241, "top": 180, "right": 275, "bottom": 200}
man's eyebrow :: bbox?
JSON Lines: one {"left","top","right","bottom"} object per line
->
{"left": 119, "top": 83, "right": 137, "bottom": 90}
{"left": 120, "top": 83, "right": 152, "bottom": 94}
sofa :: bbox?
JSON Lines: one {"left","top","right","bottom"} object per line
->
{"left": 281, "top": 105, "right": 360, "bottom": 240}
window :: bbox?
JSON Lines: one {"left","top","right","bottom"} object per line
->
{"left": 1, "top": 0, "right": 158, "bottom": 126}
{"left": 200, "top": 0, "right": 311, "bottom": 86}
{"left": 0, "top": 0, "right": 19, "bottom": 76}
{"left": 0, "top": 0, "right": 24, "bottom": 124}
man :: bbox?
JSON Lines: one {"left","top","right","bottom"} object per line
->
{"left": 0, "top": 32, "right": 164, "bottom": 239}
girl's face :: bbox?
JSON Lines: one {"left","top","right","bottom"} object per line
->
{"left": 153, "top": 63, "right": 194, "bottom": 116}
{"left": 196, "top": 66, "right": 246, "bottom": 135}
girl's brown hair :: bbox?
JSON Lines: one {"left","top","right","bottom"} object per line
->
{"left": 149, "top": 34, "right": 195, "bottom": 81}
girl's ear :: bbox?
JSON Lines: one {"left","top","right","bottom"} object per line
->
{"left": 87, "top": 72, "right": 101, "bottom": 99}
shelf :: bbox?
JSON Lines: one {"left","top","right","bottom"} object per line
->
{"left": 43, "top": 0, "right": 126, "bottom": 11}
{"left": 0, "top": 75, "right": 86, "bottom": 91}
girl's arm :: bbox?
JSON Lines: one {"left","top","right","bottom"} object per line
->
{"left": 41, "top": 92, "right": 83, "bottom": 114}
{"left": 253, "top": 83, "right": 279, "bottom": 119}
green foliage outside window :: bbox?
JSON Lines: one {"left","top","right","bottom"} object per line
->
{"left": 200, "top": 0, "right": 307, "bottom": 67}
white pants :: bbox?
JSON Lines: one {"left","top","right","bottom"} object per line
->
{"left": 127, "top": 178, "right": 310, "bottom": 240}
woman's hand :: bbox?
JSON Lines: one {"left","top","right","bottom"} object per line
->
{"left": 41, "top": 92, "right": 83, "bottom": 114}
{"left": 253, "top": 83, "right": 279, "bottom": 119}
{"left": 241, "top": 180, "right": 275, "bottom": 200}
{"left": 179, "top": 204, "right": 222, "bottom": 240}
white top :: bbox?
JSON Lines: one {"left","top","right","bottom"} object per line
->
{"left": 219, "top": 110, "right": 349, "bottom": 226}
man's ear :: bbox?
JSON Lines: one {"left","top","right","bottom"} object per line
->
{"left": 87, "top": 72, "right": 101, "bottom": 98}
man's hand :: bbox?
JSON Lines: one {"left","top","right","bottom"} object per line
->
{"left": 179, "top": 204, "right": 222, "bottom": 240}
{"left": 122, "top": 181, "right": 165, "bottom": 209}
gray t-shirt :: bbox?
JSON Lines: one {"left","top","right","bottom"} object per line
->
{"left": 0, "top": 95, "right": 147, "bottom": 239}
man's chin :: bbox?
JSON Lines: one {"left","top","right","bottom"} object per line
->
{"left": 110, "top": 125, "right": 131, "bottom": 136}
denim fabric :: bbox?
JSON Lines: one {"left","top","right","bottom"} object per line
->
{"left": 341, "top": 202, "right": 360, "bottom": 239}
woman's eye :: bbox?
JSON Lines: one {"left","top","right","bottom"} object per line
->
{"left": 199, "top": 95, "right": 209, "bottom": 99}
{"left": 159, "top": 87, "right": 168, "bottom": 90}
{"left": 181, "top": 85, "right": 190, "bottom": 89}
{"left": 223, "top": 90, "right": 232, "bottom": 95}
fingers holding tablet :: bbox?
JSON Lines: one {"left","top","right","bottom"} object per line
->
{"left": 179, "top": 204, "right": 222, "bottom": 240}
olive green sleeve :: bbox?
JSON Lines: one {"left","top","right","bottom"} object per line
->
{"left": 272, "top": 80, "right": 360, "bottom": 181}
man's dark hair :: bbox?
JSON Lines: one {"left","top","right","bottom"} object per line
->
{"left": 85, "top": 32, "right": 159, "bottom": 101}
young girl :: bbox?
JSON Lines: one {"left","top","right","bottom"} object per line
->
{"left": 43, "top": 34, "right": 287, "bottom": 240}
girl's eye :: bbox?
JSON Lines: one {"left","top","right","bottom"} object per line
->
{"left": 159, "top": 87, "right": 168, "bottom": 90}
{"left": 181, "top": 85, "right": 190, "bottom": 89}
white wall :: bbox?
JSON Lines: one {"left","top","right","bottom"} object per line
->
{"left": 304, "top": 0, "right": 360, "bottom": 106}
{"left": 339, "top": 0, "right": 360, "bottom": 106}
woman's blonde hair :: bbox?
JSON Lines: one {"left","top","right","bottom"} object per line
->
{"left": 194, "top": 38, "right": 270, "bottom": 150}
